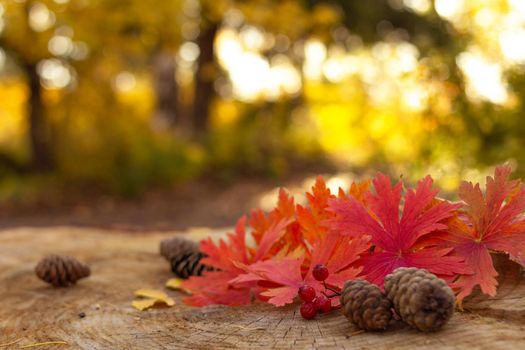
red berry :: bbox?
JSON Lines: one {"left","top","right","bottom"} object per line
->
{"left": 312, "top": 264, "right": 329, "bottom": 281}
{"left": 298, "top": 285, "right": 316, "bottom": 302}
{"left": 314, "top": 294, "right": 332, "bottom": 313}
{"left": 300, "top": 302, "right": 317, "bottom": 320}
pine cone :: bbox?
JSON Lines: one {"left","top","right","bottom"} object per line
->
{"left": 170, "top": 251, "right": 214, "bottom": 278}
{"left": 384, "top": 267, "right": 455, "bottom": 332}
{"left": 160, "top": 237, "right": 199, "bottom": 261}
{"left": 340, "top": 279, "right": 392, "bottom": 331}
{"left": 35, "top": 255, "right": 90, "bottom": 287}
{"left": 160, "top": 237, "right": 213, "bottom": 278}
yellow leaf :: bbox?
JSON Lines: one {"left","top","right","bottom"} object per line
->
{"left": 132, "top": 288, "right": 175, "bottom": 311}
{"left": 131, "top": 296, "right": 175, "bottom": 311}
{"left": 165, "top": 278, "right": 192, "bottom": 295}
{"left": 134, "top": 289, "right": 169, "bottom": 300}
{"left": 131, "top": 299, "right": 158, "bottom": 311}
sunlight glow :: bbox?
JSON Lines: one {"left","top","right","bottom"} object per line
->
{"left": 216, "top": 29, "right": 302, "bottom": 101}
{"left": 216, "top": 29, "right": 244, "bottom": 71}
{"left": 403, "top": 87, "right": 428, "bottom": 111}
{"left": 71, "top": 42, "right": 89, "bottom": 61}
{"left": 240, "top": 26, "right": 266, "bottom": 51}
{"left": 509, "top": 0, "right": 525, "bottom": 20}
{"left": 457, "top": 50, "right": 508, "bottom": 104}
{"left": 395, "top": 43, "right": 419, "bottom": 73}
{"left": 179, "top": 42, "right": 200, "bottom": 63}
{"left": 304, "top": 40, "right": 327, "bottom": 80}
{"left": 434, "top": 0, "right": 464, "bottom": 21}
{"left": 113, "top": 72, "right": 137, "bottom": 93}
{"left": 29, "top": 2, "right": 56, "bottom": 32}
{"left": 474, "top": 8, "right": 496, "bottom": 28}
{"left": 403, "top": 0, "right": 431, "bottom": 15}
{"left": 499, "top": 29, "right": 525, "bottom": 63}
{"left": 37, "top": 59, "right": 72, "bottom": 89}
{"left": 48, "top": 35, "right": 73, "bottom": 56}
{"left": 266, "top": 56, "right": 302, "bottom": 99}
{"left": 326, "top": 176, "right": 349, "bottom": 194}
{"left": 323, "top": 57, "right": 346, "bottom": 83}
{"left": 230, "top": 52, "right": 270, "bottom": 101}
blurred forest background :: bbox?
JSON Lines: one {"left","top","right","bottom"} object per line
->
{"left": 1, "top": 0, "right": 525, "bottom": 228}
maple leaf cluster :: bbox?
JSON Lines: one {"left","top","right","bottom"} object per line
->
{"left": 182, "top": 165, "right": 525, "bottom": 308}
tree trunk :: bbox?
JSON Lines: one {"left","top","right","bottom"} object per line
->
{"left": 26, "top": 63, "right": 54, "bottom": 172}
{"left": 1, "top": 227, "right": 525, "bottom": 348}
{"left": 153, "top": 51, "right": 180, "bottom": 129}
{"left": 192, "top": 22, "right": 219, "bottom": 135}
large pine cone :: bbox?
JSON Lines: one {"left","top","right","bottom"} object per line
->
{"left": 35, "top": 255, "right": 90, "bottom": 287}
{"left": 384, "top": 267, "right": 455, "bottom": 332}
{"left": 160, "top": 237, "right": 213, "bottom": 278}
{"left": 340, "top": 279, "right": 392, "bottom": 331}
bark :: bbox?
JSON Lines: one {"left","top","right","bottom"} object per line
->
{"left": 192, "top": 22, "right": 219, "bottom": 135}
{"left": 153, "top": 51, "right": 180, "bottom": 128}
{"left": 0, "top": 152, "right": 27, "bottom": 173}
{"left": 26, "top": 63, "right": 54, "bottom": 171}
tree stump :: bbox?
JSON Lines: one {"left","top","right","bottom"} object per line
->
{"left": 0, "top": 227, "right": 524, "bottom": 349}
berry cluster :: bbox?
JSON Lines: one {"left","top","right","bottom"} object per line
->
{"left": 298, "top": 264, "right": 336, "bottom": 320}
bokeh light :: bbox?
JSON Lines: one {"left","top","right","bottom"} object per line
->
{"left": 1, "top": 0, "right": 525, "bottom": 203}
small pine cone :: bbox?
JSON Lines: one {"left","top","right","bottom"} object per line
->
{"left": 384, "top": 267, "right": 455, "bottom": 332}
{"left": 340, "top": 279, "right": 392, "bottom": 331}
{"left": 160, "top": 237, "right": 199, "bottom": 261}
{"left": 35, "top": 255, "right": 90, "bottom": 287}
{"left": 170, "top": 251, "right": 214, "bottom": 279}
{"left": 159, "top": 237, "right": 213, "bottom": 278}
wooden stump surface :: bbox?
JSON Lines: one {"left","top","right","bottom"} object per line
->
{"left": 1, "top": 227, "right": 525, "bottom": 349}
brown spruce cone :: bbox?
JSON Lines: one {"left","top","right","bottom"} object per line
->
{"left": 159, "top": 237, "right": 213, "bottom": 278}
{"left": 340, "top": 279, "right": 393, "bottom": 331}
{"left": 384, "top": 267, "right": 455, "bottom": 332}
{"left": 35, "top": 255, "right": 91, "bottom": 287}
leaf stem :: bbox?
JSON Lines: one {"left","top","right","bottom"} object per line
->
{"left": 323, "top": 281, "right": 341, "bottom": 296}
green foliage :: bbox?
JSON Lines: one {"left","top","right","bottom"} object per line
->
{"left": 206, "top": 102, "right": 323, "bottom": 181}
{"left": 54, "top": 105, "right": 204, "bottom": 196}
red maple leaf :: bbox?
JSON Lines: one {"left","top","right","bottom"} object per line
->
{"left": 432, "top": 165, "right": 525, "bottom": 304}
{"left": 182, "top": 217, "right": 252, "bottom": 306}
{"left": 230, "top": 231, "right": 369, "bottom": 307}
{"left": 182, "top": 212, "right": 293, "bottom": 306}
{"left": 327, "top": 173, "right": 467, "bottom": 288}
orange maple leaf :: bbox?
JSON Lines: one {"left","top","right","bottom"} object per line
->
{"left": 297, "top": 176, "right": 371, "bottom": 244}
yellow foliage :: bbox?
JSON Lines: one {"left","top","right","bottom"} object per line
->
{"left": 312, "top": 4, "right": 341, "bottom": 26}
{"left": 132, "top": 289, "right": 175, "bottom": 311}
{"left": 0, "top": 81, "right": 27, "bottom": 150}
{"left": 165, "top": 278, "right": 192, "bottom": 294}
{"left": 211, "top": 100, "right": 240, "bottom": 127}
